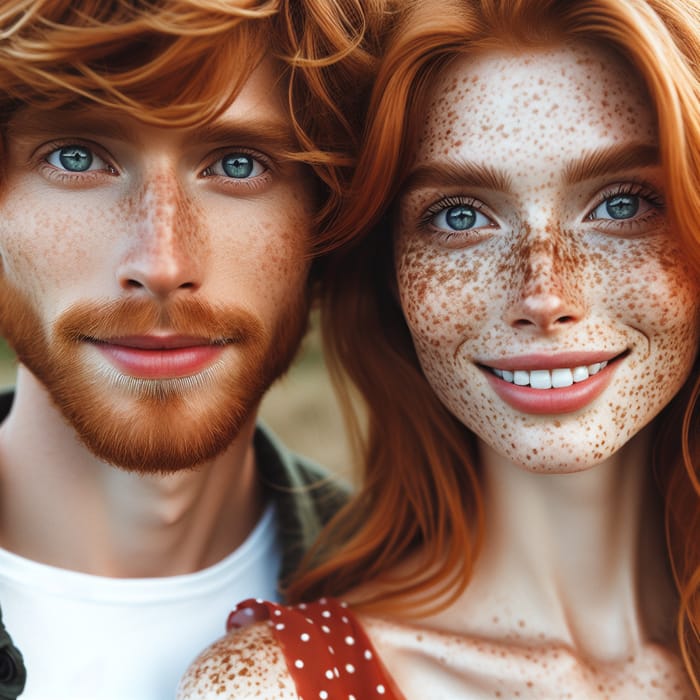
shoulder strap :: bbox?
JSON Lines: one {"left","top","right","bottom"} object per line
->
{"left": 229, "top": 597, "right": 405, "bottom": 700}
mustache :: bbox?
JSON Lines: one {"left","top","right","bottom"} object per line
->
{"left": 54, "top": 297, "right": 265, "bottom": 345}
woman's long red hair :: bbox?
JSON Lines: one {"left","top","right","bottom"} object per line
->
{"left": 289, "top": 0, "right": 700, "bottom": 690}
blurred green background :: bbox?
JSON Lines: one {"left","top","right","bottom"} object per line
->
{"left": 0, "top": 311, "right": 354, "bottom": 480}
{"left": 0, "top": 339, "right": 13, "bottom": 386}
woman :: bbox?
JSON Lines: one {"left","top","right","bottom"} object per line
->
{"left": 178, "top": 0, "right": 700, "bottom": 697}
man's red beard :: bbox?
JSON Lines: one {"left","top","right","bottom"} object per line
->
{"left": 0, "top": 277, "right": 308, "bottom": 473}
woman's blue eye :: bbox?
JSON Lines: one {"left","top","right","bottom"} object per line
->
{"left": 432, "top": 204, "right": 490, "bottom": 231}
{"left": 589, "top": 192, "right": 657, "bottom": 222}
{"left": 446, "top": 206, "right": 476, "bottom": 230}
{"left": 604, "top": 194, "right": 639, "bottom": 219}
{"left": 47, "top": 145, "right": 95, "bottom": 172}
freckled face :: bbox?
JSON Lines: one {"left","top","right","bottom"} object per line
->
{"left": 0, "top": 57, "right": 314, "bottom": 472}
{"left": 395, "top": 44, "right": 700, "bottom": 472}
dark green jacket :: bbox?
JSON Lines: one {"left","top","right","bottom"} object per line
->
{"left": 0, "top": 391, "right": 349, "bottom": 699}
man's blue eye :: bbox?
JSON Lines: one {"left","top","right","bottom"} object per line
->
{"left": 56, "top": 145, "right": 93, "bottom": 172}
{"left": 204, "top": 153, "right": 266, "bottom": 181}
{"left": 222, "top": 154, "right": 255, "bottom": 179}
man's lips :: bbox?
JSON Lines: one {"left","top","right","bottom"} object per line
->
{"left": 87, "top": 335, "right": 228, "bottom": 379}
{"left": 478, "top": 351, "right": 628, "bottom": 414}
{"left": 95, "top": 335, "right": 227, "bottom": 350}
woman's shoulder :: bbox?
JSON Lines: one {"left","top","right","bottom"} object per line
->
{"left": 178, "top": 597, "right": 403, "bottom": 700}
{"left": 176, "top": 610, "right": 298, "bottom": 699}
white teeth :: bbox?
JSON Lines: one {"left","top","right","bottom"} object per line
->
{"left": 492, "top": 360, "right": 609, "bottom": 389}
{"left": 572, "top": 366, "right": 589, "bottom": 382}
{"left": 513, "top": 370, "right": 529, "bottom": 386}
{"left": 551, "top": 368, "right": 573, "bottom": 388}
{"left": 530, "top": 370, "right": 552, "bottom": 389}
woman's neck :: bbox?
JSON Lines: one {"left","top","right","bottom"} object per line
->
{"left": 443, "top": 424, "right": 676, "bottom": 660}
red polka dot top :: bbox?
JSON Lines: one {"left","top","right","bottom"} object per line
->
{"left": 228, "top": 597, "right": 406, "bottom": 700}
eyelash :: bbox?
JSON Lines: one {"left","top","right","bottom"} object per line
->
{"left": 199, "top": 148, "right": 272, "bottom": 189}
{"left": 419, "top": 195, "right": 482, "bottom": 225}
{"left": 417, "top": 181, "right": 664, "bottom": 241}
{"left": 417, "top": 195, "right": 494, "bottom": 245}
{"left": 35, "top": 142, "right": 273, "bottom": 189}
{"left": 587, "top": 181, "right": 664, "bottom": 228}
{"left": 36, "top": 140, "right": 118, "bottom": 182}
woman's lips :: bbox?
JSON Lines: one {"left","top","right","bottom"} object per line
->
{"left": 492, "top": 360, "right": 608, "bottom": 389}
{"left": 92, "top": 336, "right": 226, "bottom": 379}
{"left": 480, "top": 351, "right": 625, "bottom": 415}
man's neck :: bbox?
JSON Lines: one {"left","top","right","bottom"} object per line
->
{"left": 0, "top": 367, "right": 265, "bottom": 578}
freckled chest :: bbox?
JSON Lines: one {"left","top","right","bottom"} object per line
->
{"left": 362, "top": 615, "right": 695, "bottom": 700}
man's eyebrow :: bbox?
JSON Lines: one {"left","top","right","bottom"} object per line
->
{"left": 401, "top": 160, "right": 512, "bottom": 195}
{"left": 7, "top": 111, "right": 298, "bottom": 154}
{"left": 564, "top": 143, "right": 660, "bottom": 184}
{"left": 7, "top": 109, "right": 132, "bottom": 142}
{"left": 193, "top": 119, "right": 298, "bottom": 152}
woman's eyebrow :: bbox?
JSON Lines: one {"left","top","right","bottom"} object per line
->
{"left": 400, "top": 143, "right": 660, "bottom": 196}
{"left": 564, "top": 143, "right": 660, "bottom": 184}
{"left": 401, "top": 160, "right": 512, "bottom": 195}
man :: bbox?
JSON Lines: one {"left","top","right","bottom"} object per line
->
{"left": 0, "top": 1, "right": 384, "bottom": 698}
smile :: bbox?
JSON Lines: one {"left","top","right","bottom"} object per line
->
{"left": 490, "top": 361, "right": 608, "bottom": 389}
{"left": 481, "top": 352, "right": 626, "bottom": 415}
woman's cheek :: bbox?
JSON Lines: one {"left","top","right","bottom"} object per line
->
{"left": 596, "top": 237, "right": 700, "bottom": 410}
{"left": 398, "top": 258, "right": 461, "bottom": 353}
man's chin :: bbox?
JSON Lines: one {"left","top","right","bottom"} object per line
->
{"left": 80, "top": 437, "right": 236, "bottom": 475}
{"left": 37, "top": 346, "right": 287, "bottom": 474}
{"left": 70, "top": 398, "right": 256, "bottom": 474}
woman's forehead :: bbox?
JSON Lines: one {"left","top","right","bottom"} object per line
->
{"left": 410, "top": 42, "right": 657, "bottom": 177}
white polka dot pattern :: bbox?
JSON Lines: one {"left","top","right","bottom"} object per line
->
{"left": 227, "top": 597, "right": 404, "bottom": 699}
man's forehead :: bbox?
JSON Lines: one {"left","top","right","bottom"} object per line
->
{"left": 8, "top": 56, "right": 294, "bottom": 144}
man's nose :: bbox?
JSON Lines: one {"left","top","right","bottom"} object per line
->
{"left": 503, "top": 227, "right": 586, "bottom": 334}
{"left": 116, "top": 172, "right": 204, "bottom": 299}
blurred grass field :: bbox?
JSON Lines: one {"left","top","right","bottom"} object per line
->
{"left": 0, "top": 340, "right": 13, "bottom": 386}
{"left": 0, "top": 311, "right": 356, "bottom": 481}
